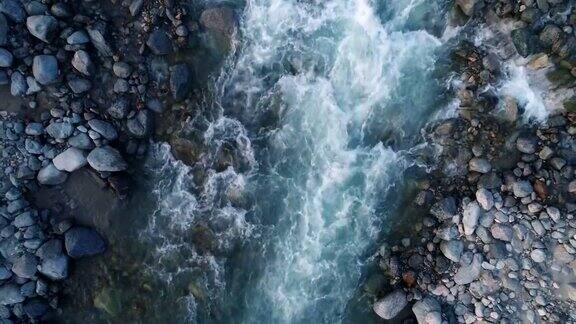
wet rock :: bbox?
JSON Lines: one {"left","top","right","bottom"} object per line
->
{"left": 23, "top": 298, "right": 49, "bottom": 318}
{"left": 516, "top": 137, "right": 537, "bottom": 154}
{"left": 64, "top": 226, "right": 106, "bottom": 258}
{"left": 511, "top": 28, "right": 536, "bottom": 58}
{"left": 87, "top": 146, "right": 127, "bottom": 172}
{"left": 87, "top": 26, "right": 113, "bottom": 57}
{"left": 170, "top": 63, "right": 191, "bottom": 101}
{"left": 469, "top": 158, "right": 491, "bottom": 173}
{"left": 373, "top": 290, "right": 407, "bottom": 320}
{"left": 71, "top": 50, "right": 94, "bottom": 76}
{"left": 430, "top": 197, "right": 458, "bottom": 220}
{"left": 463, "top": 201, "right": 482, "bottom": 235}
{"left": 107, "top": 97, "right": 130, "bottom": 119}
{"left": 539, "top": 24, "right": 562, "bottom": 48}
{"left": 146, "top": 29, "right": 172, "bottom": 55}
{"left": 512, "top": 181, "right": 533, "bottom": 198}
{"left": 200, "top": 7, "right": 236, "bottom": 53}
{"left": 67, "top": 77, "right": 91, "bottom": 94}
{"left": 412, "top": 297, "right": 442, "bottom": 324}
{"left": 53, "top": 147, "right": 87, "bottom": 172}
{"left": 33, "top": 55, "right": 58, "bottom": 85}
{"left": 112, "top": 62, "right": 131, "bottom": 78}
{"left": 26, "top": 15, "right": 58, "bottom": 43}
{"left": 126, "top": 110, "right": 153, "bottom": 138}
{"left": 455, "top": 0, "right": 478, "bottom": 16}
{"left": 37, "top": 163, "right": 67, "bottom": 185}
{"left": 11, "top": 253, "right": 37, "bottom": 278}
{"left": 0, "top": 284, "right": 24, "bottom": 305}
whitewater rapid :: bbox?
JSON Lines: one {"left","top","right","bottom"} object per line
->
{"left": 143, "top": 0, "right": 454, "bottom": 322}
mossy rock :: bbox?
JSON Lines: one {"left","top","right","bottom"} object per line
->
{"left": 94, "top": 287, "right": 122, "bottom": 317}
{"left": 564, "top": 99, "right": 576, "bottom": 113}
{"left": 547, "top": 68, "right": 575, "bottom": 87}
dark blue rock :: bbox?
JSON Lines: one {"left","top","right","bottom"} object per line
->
{"left": 170, "top": 63, "right": 191, "bottom": 101}
{"left": 0, "top": 0, "right": 25, "bottom": 23}
{"left": 64, "top": 226, "right": 106, "bottom": 258}
{"left": 146, "top": 29, "right": 172, "bottom": 55}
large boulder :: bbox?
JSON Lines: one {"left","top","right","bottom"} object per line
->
{"left": 87, "top": 146, "right": 127, "bottom": 172}
{"left": 64, "top": 227, "right": 106, "bottom": 258}
{"left": 373, "top": 290, "right": 407, "bottom": 320}
{"left": 200, "top": 7, "right": 237, "bottom": 53}
{"left": 53, "top": 147, "right": 87, "bottom": 172}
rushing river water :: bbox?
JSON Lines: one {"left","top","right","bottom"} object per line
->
{"left": 56, "top": 0, "right": 457, "bottom": 323}
{"left": 145, "top": 0, "right": 454, "bottom": 322}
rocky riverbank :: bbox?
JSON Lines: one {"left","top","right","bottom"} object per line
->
{"left": 371, "top": 0, "right": 576, "bottom": 323}
{"left": 0, "top": 0, "right": 238, "bottom": 321}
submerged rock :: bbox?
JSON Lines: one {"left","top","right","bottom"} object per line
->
{"left": 64, "top": 227, "right": 106, "bottom": 258}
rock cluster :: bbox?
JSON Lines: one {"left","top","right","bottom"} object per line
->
{"left": 371, "top": 0, "right": 576, "bottom": 322}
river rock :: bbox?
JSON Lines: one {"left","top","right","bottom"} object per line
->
{"left": 539, "top": 24, "right": 562, "bottom": 48}
{"left": 430, "top": 197, "right": 458, "bottom": 220}
{"left": 23, "top": 298, "right": 49, "bottom": 318}
{"left": 10, "top": 71, "right": 27, "bottom": 96}
{"left": 475, "top": 188, "right": 493, "bottom": 210}
{"left": 146, "top": 29, "right": 172, "bottom": 55}
{"left": 39, "top": 254, "right": 69, "bottom": 280}
{"left": 33, "top": 55, "right": 58, "bottom": 85}
{"left": 511, "top": 28, "right": 536, "bottom": 58}
{"left": 107, "top": 97, "right": 130, "bottom": 119}
{"left": 68, "top": 133, "right": 94, "bottom": 149}
{"left": 87, "top": 26, "right": 113, "bottom": 57}
{"left": 373, "top": 290, "right": 407, "bottom": 320}
{"left": 170, "top": 63, "right": 191, "bottom": 101}
{"left": 87, "top": 146, "right": 127, "bottom": 172}
{"left": 469, "top": 158, "right": 491, "bottom": 173}
{"left": 0, "top": 0, "right": 25, "bottom": 23}
{"left": 37, "top": 163, "right": 67, "bottom": 185}
{"left": 512, "top": 181, "right": 533, "bottom": 198}
{"left": 0, "top": 284, "right": 24, "bottom": 305}
{"left": 126, "top": 110, "right": 153, "bottom": 138}
{"left": 46, "top": 121, "right": 73, "bottom": 139}
{"left": 64, "top": 226, "right": 106, "bottom": 258}
{"left": 112, "top": 62, "right": 132, "bottom": 78}
{"left": 516, "top": 137, "right": 537, "bottom": 154}
{"left": 454, "top": 254, "right": 483, "bottom": 285}
{"left": 26, "top": 15, "right": 58, "bottom": 43}
{"left": 88, "top": 119, "right": 118, "bottom": 141}
{"left": 11, "top": 253, "right": 37, "bottom": 278}
{"left": 455, "top": 0, "right": 478, "bottom": 16}
{"left": 412, "top": 297, "right": 442, "bottom": 324}
{"left": 53, "top": 147, "right": 87, "bottom": 172}
{"left": 71, "top": 50, "right": 94, "bottom": 76}
{"left": 490, "top": 223, "right": 513, "bottom": 241}
{"left": 440, "top": 240, "right": 464, "bottom": 262}
{"left": 0, "top": 48, "right": 12, "bottom": 67}
{"left": 463, "top": 201, "right": 481, "bottom": 235}
{"left": 531, "top": 249, "right": 546, "bottom": 263}
{"left": 67, "top": 30, "right": 90, "bottom": 45}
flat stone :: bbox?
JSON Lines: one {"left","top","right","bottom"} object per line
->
{"left": 373, "top": 290, "right": 407, "bottom": 320}
{"left": 64, "top": 226, "right": 106, "bottom": 258}
{"left": 53, "top": 147, "right": 87, "bottom": 172}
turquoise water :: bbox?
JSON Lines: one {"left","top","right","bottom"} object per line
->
{"left": 141, "top": 0, "right": 455, "bottom": 322}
